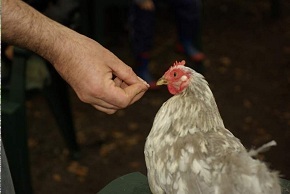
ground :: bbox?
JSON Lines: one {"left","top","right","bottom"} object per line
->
{"left": 26, "top": 1, "right": 290, "bottom": 193}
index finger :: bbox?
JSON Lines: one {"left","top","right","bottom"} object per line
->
{"left": 104, "top": 81, "right": 148, "bottom": 108}
{"left": 108, "top": 58, "right": 147, "bottom": 86}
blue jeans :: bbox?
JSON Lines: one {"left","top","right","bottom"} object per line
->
{"left": 129, "top": 0, "right": 201, "bottom": 57}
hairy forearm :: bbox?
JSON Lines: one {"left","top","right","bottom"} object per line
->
{"left": 2, "top": 0, "right": 149, "bottom": 114}
{"left": 2, "top": 0, "right": 74, "bottom": 65}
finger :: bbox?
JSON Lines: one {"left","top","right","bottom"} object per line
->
{"left": 117, "top": 81, "right": 145, "bottom": 105}
{"left": 109, "top": 61, "right": 148, "bottom": 86}
{"left": 107, "top": 82, "right": 148, "bottom": 108}
{"left": 114, "top": 77, "right": 123, "bottom": 87}
{"left": 119, "top": 77, "right": 147, "bottom": 89}
{"left": 79, "top": 78, "right": 142, "bottom": 110}
{"left": 92, "top": 104, "right": 117, "bottom": 114}
{"left": 117, "top": 81, "right": 146, "bottom": 105}
{"left": 120, "top": 81, "right": 128, "bottom": 89}
{"left": 129, "top": 90, "right": 147, "bottom": 105}
{"left": 82, "top": 94, "right": 120, "bottom": 110}
{"left": 137, "top": 76, "right": 149, "bottom": 87}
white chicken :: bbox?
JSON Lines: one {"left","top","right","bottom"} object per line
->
{"left": 145, "top": 60, "right": 281, "bottom": 194}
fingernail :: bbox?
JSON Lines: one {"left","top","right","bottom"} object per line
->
{"left": 138, "top": 76, "right": 150, "bottom": 87}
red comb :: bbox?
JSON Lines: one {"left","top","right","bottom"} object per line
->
{"left": 173, "top": 60, "right": 186, "bottom": 66}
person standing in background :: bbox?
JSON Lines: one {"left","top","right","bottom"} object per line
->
{"left": 129, "top": 0, "right": 205, "bottom": 88}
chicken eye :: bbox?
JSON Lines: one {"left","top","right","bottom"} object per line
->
{"left": 173, "top": 72, "right": 177, "bottom": 77}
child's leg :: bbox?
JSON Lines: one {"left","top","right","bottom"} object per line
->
{"left": 170, "top": 0, "right": 205, "bottom": 62}
{"left": 129, "top": 3, "right": 157, "bottom": 87}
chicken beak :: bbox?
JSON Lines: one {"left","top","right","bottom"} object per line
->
{"left": 156, "top": 77, "right": 168, "bottom": 85}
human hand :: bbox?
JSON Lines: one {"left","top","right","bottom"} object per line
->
{"left": 2, "top": 0, "right": 149, "bottom": 114}
{"left": 53, "top": 34, "right": 149, "bottom": 114}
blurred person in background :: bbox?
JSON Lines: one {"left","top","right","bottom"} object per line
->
{"left": 129, "top": 0, "right": 205, "bottom": 88}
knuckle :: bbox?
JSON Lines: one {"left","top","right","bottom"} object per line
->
{"left": 124, "top": 66, "right": 134, "bottom": 77}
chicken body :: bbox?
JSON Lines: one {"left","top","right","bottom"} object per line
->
{"left": 144, "top": 62, "right": 281, "bottom": 194}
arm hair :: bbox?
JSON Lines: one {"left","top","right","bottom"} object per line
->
{"left": 2, "top": 0, "right": 78, "bottom": 65}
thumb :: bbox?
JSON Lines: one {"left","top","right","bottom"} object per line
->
{"left": 110, "top": 60, "right": 148, "bottom": 86}
{"left": 105, "top": 81, "right": 148, "bottom": 108}
{"left": 124, "top": 82, "right": 148, "bottom": 105}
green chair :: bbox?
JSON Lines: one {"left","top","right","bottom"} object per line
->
{"left": 98, "top": 172, "right": 290, "bottom": 194}
{"left": 1, "top": 47, "right": 80, "bottom": 194}
{"left": 1, "top": 47, "right": 33, "bottom": 194}
{"left": 98, "top": 172, "right": 151, "bottom": 194}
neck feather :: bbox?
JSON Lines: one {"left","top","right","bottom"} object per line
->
{"left": 177, "top": 73, "right": 225, "bottom": 132}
